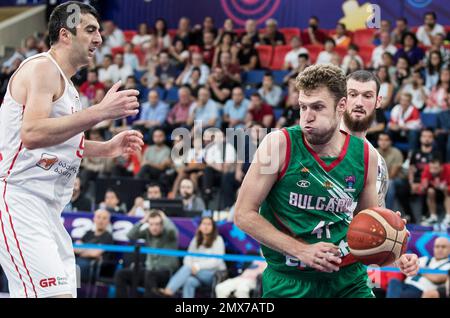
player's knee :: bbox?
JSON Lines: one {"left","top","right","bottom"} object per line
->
{"left": 422, "top": 290, "right": 439, "bottom": 298}
{"left": 427, "top": 187, "right": 436, "bottom": 197}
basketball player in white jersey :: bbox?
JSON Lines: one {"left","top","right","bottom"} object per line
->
{"left": 341, "top": 70, "right": 389, "bottom": 207}
{"left": 0, "top": 2, "right": 143, "bottom": 298}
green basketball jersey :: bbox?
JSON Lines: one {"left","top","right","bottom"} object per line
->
{"left": 260, "top": 125, "right": 369, "bottom": 274}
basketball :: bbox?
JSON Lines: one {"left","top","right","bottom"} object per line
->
{"left": 347, "top": 207, "right": 409, "bottom": 267}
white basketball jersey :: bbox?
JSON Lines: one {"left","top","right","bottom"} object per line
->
{"left": 0, "top": 52, "right": 84, "bottom": 211}
{"left": 367, "top": 141, "right": 389, "bottom": 207}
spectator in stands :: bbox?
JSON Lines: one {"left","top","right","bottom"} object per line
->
{"left": 79, "top": 68, "right": 105, "bottom": 103}
{"left": 212, "top": 32, "right": 236, "bottom": 69}
{"left": 166, "top": 86, "right": 194, "bottom": 130}
{"left": 416, "top": 11, "right": 446, "bottom": 47}
{"left": 302, "top": 16, "right": 327, "bottom": 45}
{"left": 333, "top": 23, "right": 351, "bottom": 48}
{"left": 202, "top": 130, "right": 237, "bottom": 209}
{"left": 201, "top": 31, "right": 216, "bottom": 67}
{"left": 142, "top": 36, "right": 161, "bottom": 69}
{"left": 133, "top": 90, "right": 169, "bottom": 140}
{"left": 183, "top": 67, "right": 203, "bottom": 98}
{"left": 115, "top": 210, "right": 179, "bottom": 298}
{"left": 422, "top": 237, "right": 450, "bottom": 298}
{"left": 102, "top": 20, "right": 125, "bottom": 49}
{"left": 396, "top": 69, "right": 429, "bottom": 110}
{"left": 283, "top": 53, "right": 310, "bottom": 84}
{"left": 373, "top": 20, "right": 392, "bottom": 46}
{"left": 388, "top": 92, "right": 422, "bottom": 150}
{"left": 98, "top": 54, "right": 116, "bottom": 83}
{"left": 283, "top": 36, "right": 309, "bottom": 70}
{"left": 132, "top": 23, "right": 152, "bottom": 46}
{"left": 371, "top": 31, "right": 398, "bottom": 69}
{"left": 110, "top": 151, "right": 141, "bottom": 179}
{"left": 429, "top": 33, "right": 450, "bottom": 67}
{"left": 246, "top": 93, "right": 275, "bottom": 128}
{"left": 394, "top": 56, "right": 411, "bottom": 88}
{"left": 381, "top": 52, "right": 397, "bottom": 80}
{"left": 218, "top": 51, "right": 241, "bottom": 84}
{"left": 258, "top": 72, "right": 283, "bottom": 108}
{"left": 276, "top": 90, "right": 300, "bottom": 129}
{"left": 420, "top": 157, "right": 450, "bottom": 227}
{"left": 113, "top": 53, "right": 134, "bottom": 83}
{"left": 173, "top": 17, "right": 193, "bottom": 47}
{"left": 123, "top": 42, "right": 139, "bottom": 71}
{"left": 179, "top": 52, "right": 210, "bottom": 86}
{"left": 92, "top": 36, "right": 111, "bottom": 67}
{"left": 365, "top": 107, "right": 387, "bottom": 147}
{"left": 223, "top": 87, "right": 249, "bottom": 129}
{"left": 242, "top": 19, "right": 260, "bottom": 46}
{"left": 425, "top": 50, "right": 444, "bottom": 90}
{"left": 260, "top": 19, "right": 285, "bottom": 46}
{"left": 216, "top": 19, "right": 238, "bottom": 45}
{"left": 128, "top": 183, "right": 162, "bottom": 216}
{"left": 99, "top": 189, "right": 127, "bottom": 214}
{"left": 79, "top": 130, "right": 113, "bottom": 189}
{"left": 378, "top": 133, "right": 405, "bottom": 210}
{"left": 236, "top": 35, "right": 260, "bottom": 72}
{"left": 155, "top": 51, "right": 178, "bottom": 90}
{"left": 137, "top": 128, "right": 172, "bottom": 181}
{"left": 128, "top": 183, "right": 163, "bottom": 217}
{"left": 178, "top": 178, "right": 206, "bottom": 214}
{"left": 345, "top": 58, "right": 362, "bottom": 76}
{"left": 21, "top": 35, "right": 39, "bottom": 58}
{"left": 215, "top": 260, "right": 267, "bottom": 298}
{"left": 376, "top": 66, "right": 395, "bottom": 109}
{"left": 157, "top": 216, "right": 226, "bottom": 298}
{"left": 207, "top": 67, "right": 234, "bottom": 105}
{"left": 435, "top": 108, "right": 450, "bottom": 161}
{"left": 425, "top": 68, "right": 450, "bottom": 113}
{"left": 65, "top": 177, "right": 92, "bottom": 212}
{"left": 154, "top": 18, "right": 172, "bottom": 50}
{"left": 74, "top": 209, "right": 114, "bottom": 283}
{"left": 341, "top": 44, "right": 364, "bottom": 74}
{"left": 187, "top": 87, "right": 219, "bottom": 129}
{"left": 397, "top": 129, "right": 440, "bottom": 224}
{"left": 191, "top": 16, "right": 218, "bottom": 46}
{"left": 392, "top": 17, "right": 409, "bottom": 45}
{"left": 316, "top": 38, "right": 336, "bottom": 65}
{"left": 236, "top": 123, "right": 265, "bottom": 183}
{"left": 394, "top": 32, "right": 425, "bottom": 69}
{"left": 387, "top": 237, "right": 450, "bottom": 297}
{"left": 168, "top": 39, "right": 190, "bottom": 69}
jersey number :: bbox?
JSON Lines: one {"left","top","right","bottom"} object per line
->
{"left": 76, "top": 135, "right": 85, "bottom": 159}
{"left": 311, "top": 221, "right": 334, "bottom": 239}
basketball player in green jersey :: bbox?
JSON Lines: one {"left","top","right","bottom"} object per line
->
{"left": 234, "top": 64, "right": 418, "bottom": 298}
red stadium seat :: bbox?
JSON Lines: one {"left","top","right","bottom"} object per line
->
{"left": 334, "top": 46, "right": 348, "bottom": 59}
{"left": 256, "top": 45, "right": 274, "bottom": 69}
{"left": 358, "top": 44, "right": 375, "bottom": 67}
{"left": 280, "top": 27, "right": 301, "bottom": 44}
{"left": 304, "top": 44, "right": 324, "bottom": 64}
{"left": 133, "top": 46, "right": 146, "bottom": 66}
{"left": 235, "top": 28, "right": 246, "bottom": 38}
{"left": 168, "top": 29, "right": 177, "bottom": 39}
{"left": 111, "top": 46, "right": 125, "bottom": 57}
{"left": 123, "top": 30, "right": 137, "bottom": 43}
{"left": 271, "top": 45, "right": 292, "bottom": 70}
{"left": 353, "top": 29, "right": 376, "bottom": 45}
{"left": 410, "top": 26, "right": 419, "bottom": 33}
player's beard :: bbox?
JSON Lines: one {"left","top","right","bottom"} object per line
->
{"left": 343, "top": 108, "right": 376, "bottom": 133}
{"left": 303, "top": 123, "right": 337, "bottom": 145}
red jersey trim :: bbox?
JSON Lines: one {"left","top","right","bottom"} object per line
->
{"left": 277, "top": 128, "right": 291, "bottom": 181}
{"left": 363, "top": 141, "right": 370, "bottom": 187}
{"left": 302, "top": 130, "right": 350, "bottom": 172}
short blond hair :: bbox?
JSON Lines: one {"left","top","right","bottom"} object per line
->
{"left": 295, "top": 64, "right": 347, "bottom": 104}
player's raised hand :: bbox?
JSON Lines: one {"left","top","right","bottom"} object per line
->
{"left": 107, "top": 130, "right": 144, "bottom": 157}
{"left": 297, "top": 242, "right": 342, "bottom": 273}
{"left": 96, "top": 81, "right": 140, "bottom": 120}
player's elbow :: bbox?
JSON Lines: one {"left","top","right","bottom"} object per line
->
{"left": 233, "top": 206, "right": 247, "bottom": 230}
{"left": 20, "top": 128, "right": 41, "bottom": 150}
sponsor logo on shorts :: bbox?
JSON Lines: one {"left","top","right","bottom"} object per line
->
{"left": 296, "top": 180, "right": 310, "bottom": 188}
{"left": 39, "top": 276, "right": 68, "bottom": 288}
{"left": 36, "top": 153, "right": 59, "bottom": 170}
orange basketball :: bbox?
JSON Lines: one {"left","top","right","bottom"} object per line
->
{"left": 347, "top": 207, "right": 409, "bottom": 267}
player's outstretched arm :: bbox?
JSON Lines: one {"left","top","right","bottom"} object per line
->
{"left": 234, "top": 130, "right": 341, "bottom": 273}
{"left": 21, "top": 60, "right": 139, "bottom": 150}
{"left": 83, "top": 130, "right": 144, "bottom": 158}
